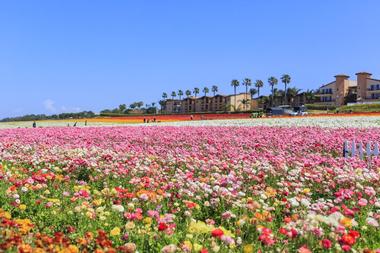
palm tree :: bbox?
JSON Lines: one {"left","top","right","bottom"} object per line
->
{"left": 212, "top": 85, "right": 218, "bottom": 96}
{"left": 203, "top": 87, "right": 209, "bottom": 96}
{"left": 242, "top": 78, "right": 252, "bottom": 110}
{"left": 287, "top": 87, "right": 302, "bottom": 105}
{"left": 159, "top": 100, "right": 165, "bottom": 112}
{"left": 171, "top": 91, "right": 176, "bottom": 100}
{"left": 281, "top": 74, "right": 291, "bottom": 105}
{"left": 305, "top": 89, "right": 315, "bottom": 103}
{"left": 193, "top": 88, "right": 200, "bottom": 98}
{"left": 185, "top": 90, "right": 192, "bottom": 97}
{"left": 162, "top": 92, "right": 168, "bottom": 100}
{"left": 268, "top": 77, "right": 278, "bottom": 106}
{"left": 231, "top": 79, "right": 240, "bottom": 111}
{"left": 249, "top": 88, "right": 258, "bottom": 99}
{"left": 178, "top": 90, "right": 184, "bottom": 100}
{"left": 254, "top": 80, "right": 264, "bottom": 97}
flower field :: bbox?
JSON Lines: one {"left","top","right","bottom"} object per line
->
{"left": 0, "top": 125, "right": 379, "bottom": 252}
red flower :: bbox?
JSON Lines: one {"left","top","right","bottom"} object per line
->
{"left": 348, "top": 230, "right": 360, "bottom": 239}
{"left": 279, "top": 228, "right": 288, "bottom": 235}
{"left": 200, "top": 249, "right": 208, "bottom": 253}
{"left": 341, "top": 234, "right": 355, "bottom": 246}
{"left": 158, "top": 222, "right": 168, "bottom": 231}
{"left": 341, "top": 245, "right": 351, "bottom": 252}
{"left": 211, "top": 228, "right": 224, "bottom": 238}
{"left": 321, "top": 239, "right": 332, "bottom": 249}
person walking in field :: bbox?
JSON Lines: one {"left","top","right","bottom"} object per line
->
{"left": 32, "top": 121, "right": 36, "bottom": 128}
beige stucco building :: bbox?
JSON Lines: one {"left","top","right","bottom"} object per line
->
{"left": 317, "top": 72, "right": 380, "bottom": 106}
{"left": 163, "top": 93, "right": 253, "bottom": 114}
{"left": 316, "top": 75, "right": 357, "bottom": 106}
{"left": 356, "top": 72, "right": 380, "bottom": 102}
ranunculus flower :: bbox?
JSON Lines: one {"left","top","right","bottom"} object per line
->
{"left": 211, "top": 228, "right": 224, "bottom": 238}
{"left": 358, "top": 198, "right": 368, "bottom": 207}
{"left": 321, "top": 239, "right": 332, "bottom": 249}
{"left": 158, "top": 222, "right": 168, "bottom": 231}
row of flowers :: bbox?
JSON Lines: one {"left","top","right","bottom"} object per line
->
{"left": 0, "top": 126, "right": 379, "bottom": 252}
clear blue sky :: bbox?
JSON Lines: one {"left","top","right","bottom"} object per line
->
{"left": 1, "top": 1, "right": 380, "bottom": 117}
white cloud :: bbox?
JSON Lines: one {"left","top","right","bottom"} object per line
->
{"left": 43, "top": 99, "right": 56, "bottom": 113}
{"left": 43, "top": 99, "right": 81, "bottom": 114}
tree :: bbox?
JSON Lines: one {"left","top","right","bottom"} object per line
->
{"left": 254, "top": 80, "right": 264, "bottom": 97}
{"left": 242, "top": 78, "right": 252, "bottom": 110}
{"left": 178, "top": 90, "right": 183, "bottom": 100}
{"left": 203, "top": 87, "right": 209, "bottom": 96}
{"left": 212, "top": 85, "right": 218, "bottom": 96}
{"left": 305, "top": 89, "right": 315, "bottom": 103}
{"left": 136, "top": 101, "right": 144, "bottom": 108}
{"left": 118, "top": 104, "right": 127, "bottom": 113}
{"left": 159, "top": 100, "right": 165, "bottom": 112}
{"left": 162, "top": 93, "right": 168, "bottom": 100}
{"left": 287, "top": 87, "right": 301, "bottom": 105}
{"left": 249, "top": 88, "right": 258, "bottom": 99}
{"left": 281, "top": 74, "right": 291, "bottom": 105}
{"left": 231, "top": 79, "right": 240, "bottom": 111}
{"left": 171, "top": 91, "right": 177, "bottom": 100}
{"left": 193, "top": 88, "right": 200, "bottom": 98}
{"left": 185, "top": 90, "right": 192, "bottom": 97}
{"left": 268, "top": 77, "right": 278, "bottom": 106}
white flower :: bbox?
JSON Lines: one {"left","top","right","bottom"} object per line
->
{"left": 366, "top": 217, "right": 379, "bottom": 227}
{"left": 289, "top": 198, "right": 299, "bottom": 207}
{"left": 111, "top": 204, "right": 125, "bottom": 213}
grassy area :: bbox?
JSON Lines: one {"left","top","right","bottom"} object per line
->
{"left": 338, "top": 103, "right": 380, "bottom": 113}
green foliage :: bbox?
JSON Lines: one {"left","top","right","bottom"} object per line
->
{"left": 339, "top": 103, "right": 380, "bottom": 112}
{"left": 1, "top": 111, "right": 96, "bottom": 122}
{"left": 305, "top": 104, "right": 336, "bottom": 111}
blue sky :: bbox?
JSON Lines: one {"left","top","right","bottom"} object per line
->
{"left": 1, "top": 1, "right": 380, "bottom": 117}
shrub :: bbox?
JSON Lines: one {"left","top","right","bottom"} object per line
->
{"left": 339, "top": 103, "right": 380, "bottom": 113}
{"left": 305, "top": 104, "right": 336, "bottom": 110}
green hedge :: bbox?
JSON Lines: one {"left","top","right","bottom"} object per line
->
{"left": 338, "top": 103, "right": 380, "bottom": 112}
{"left": 305, "top": 104, "right": 337, "bottom": 110}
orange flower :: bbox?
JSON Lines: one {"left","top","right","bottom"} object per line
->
{"left": 15, "top": 219, "right": 34, "bottom": 234}
{"left": 18, "top": 244, "right": 32, "bottom": 253}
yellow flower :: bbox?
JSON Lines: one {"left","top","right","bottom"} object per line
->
{"left": 110, "top": 227, "right": 121, "bottom": 236}
{"left": 265, "top": 187, "right": 277, "bottom": 197}
{"left": 19, "top": 204, "right": 27, "bottom": 211}
{"left": 183, "top": 241, "right": 192, "bottom": 250}
{"left": 193, "top": 243, "right": 202, "bottom": 252}
{"left": 188, "top": 221, "right": 213, "bottom": 234}
{"left": 47, "top": 198, "right": 60, "bottom": 203}
{"left": 302, "top": 188, "right": 311, "bottom": 194}
{"left": 243, "top": 245, "right": 253, "bottom": 253}
{"left": 93, "top": 199, "right": 103, "bottom": 206}
{"left": 125, "top": 221, "right": 135, "bottom": 230}
{"left": 143, "top": 217, "right": 152, "bottom": 224}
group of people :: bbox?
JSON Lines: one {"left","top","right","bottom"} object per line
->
{"left": 32, "top": 120, "right": 88, "bottom": 128}
{"left": 143, "top": 118, "right": 157, "bottom": 123}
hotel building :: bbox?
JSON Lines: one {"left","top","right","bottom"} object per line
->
{"left": 163, "top": 93, "right": 254, "bottom": 114}
{"left": 316, "top": 72, "right": 380, "bottom": 106}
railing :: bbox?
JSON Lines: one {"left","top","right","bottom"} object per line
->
{"left": 343, "top": 141, "right": 380, "bottom": 159}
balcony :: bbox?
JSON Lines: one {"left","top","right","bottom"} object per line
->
{"left": 316, "top": 91, "right": 333, "bottom": 96}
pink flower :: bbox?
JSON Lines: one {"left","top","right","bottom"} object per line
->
{"left": 298, "top": 245, "right": 312, "bottom": 253}
{"left": 321, "top": 239, "right": 332, "bottom": 249}
{"left": 358, "top": 198, "right": 368, "bottom": 207}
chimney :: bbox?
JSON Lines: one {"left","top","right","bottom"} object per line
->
{"left": 356, "top": 72, "right": 372, "bottom": 101}
{"left": 334, "top": 74, "right": 350, "bottom": 106}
